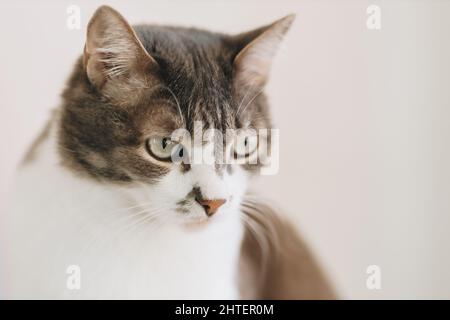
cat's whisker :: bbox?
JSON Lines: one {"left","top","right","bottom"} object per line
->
{"left": 186, "top": 78, "right": 199, "bottom": 120}
{"left": 240, "top": 213, "right": 270, "bottom": 279}
{"left": 74, "top": 201, "right": 149, "bottom": 242}
{"left": 107, "top": 204, "right": 156, "bottom": 229}
{"left": 244, "top": 203, "right": 281, "bottom": 255}
{"left": 58, "top": 146, "right": 79, "bottom": 154}
{"left": 79, "top": 206, "right": 171, "bottom": 261}
{"left": 109, "top": 201, "right": 155, "bottom": 215}
{"left": 161, "top": 85, "right": 185, "bottom": 128}
{"left": 240, "top": 197, "right": 284, "bottom": 278}
{"left": 236, "top": 89, "right": 264, "bottom": 118}
{"left": 119, "top": 213, "right": 167, "bottom": 241}
{"left": 235, "top": 85, "right": 254, "bottom": 118}
{"left": 117, "top": 205, "right": 172, "bottom": 235}
{"left": 78, "top": 199, "right": 156, "bottom": 232}
{"left": 127, "top": 210, "right": 168, "bottom": 237}
{"left": 240, "top": 208, "right": 271, "bottom": 245}
{"left": 114, "top": 206, "right": 162, "bottom": 231}
{"left": 77, "top": 204, "right": 170, "bottom": 258}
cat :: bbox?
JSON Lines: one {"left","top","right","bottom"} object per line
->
{"left": 0, "top": 5, "right": 335, "bottom": 299}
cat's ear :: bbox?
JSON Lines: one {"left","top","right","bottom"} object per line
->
{"left": 233, "top": 15, "right": 295, "bottom": 89}
{"left": 83, "top": 6, "right": 158, "bottom": 103}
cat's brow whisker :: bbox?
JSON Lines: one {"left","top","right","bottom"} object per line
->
{"left": 187, "top": 77, "right": 200, "bottom": 120}
{"left": 237, "top": 89, "right": 264, "bottom": 118}
{"left": 235, "top": 85, "right": 254, "bottom": 118}
{"left": 58, "top": 146, "right": 79, "bottom": 154}
{"left": 159, "top": 85, "right": 185, "bottom": 128}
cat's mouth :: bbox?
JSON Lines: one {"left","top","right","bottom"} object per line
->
{"left": 175, "top": 198, "right": 227, "bottom": 230}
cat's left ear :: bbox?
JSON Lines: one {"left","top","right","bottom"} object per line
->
{"left": 233, "top": 15, "right": 295, "bottom": 90}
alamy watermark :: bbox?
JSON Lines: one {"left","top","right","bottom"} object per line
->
{"left": 366, "top": 265, "right": 381, "bottom": 290}
{"left": 148, "top": 121, "right": 280, "bottom": 175}
{"left": 66, "top": 265, "right": 81, "bottom": 290}
{"left": 66, "top": 5, "right": 81, "bottom": 30}
{"left": 366, "top": 5, "right": 381, "bottom": 30}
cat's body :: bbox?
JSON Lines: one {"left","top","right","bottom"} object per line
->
{"left": 1, "top": 6, "right": 335, "bottom": 299}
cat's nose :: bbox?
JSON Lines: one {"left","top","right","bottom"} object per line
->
{"left": 195, "top": 197, "right": 226, "bottom": 216}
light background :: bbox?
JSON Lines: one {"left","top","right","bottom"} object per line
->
{"left": 1, "top": 0, "right": 449, "bottom": 299}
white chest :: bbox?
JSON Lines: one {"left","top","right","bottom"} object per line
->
{"left": 2, "top": 146, "right": 244, "bottom": 299}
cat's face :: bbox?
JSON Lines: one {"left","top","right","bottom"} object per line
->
{"left": 59, "top": 6, "right": 293, "bottom": 225}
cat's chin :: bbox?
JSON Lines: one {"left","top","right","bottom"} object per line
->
{"left": 180, "top": 212, "right": 226, "bottom": 231}
{"left": 183, "top": 218, "right": 211, "bottom": 231}
{"left": 180, "top": 212, "right": 236, "bottom": 233}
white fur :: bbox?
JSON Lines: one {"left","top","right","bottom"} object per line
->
{"left": 1, "top": 120, "right": 249, "bottom": 299}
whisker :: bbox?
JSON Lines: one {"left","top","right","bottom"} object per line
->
{"left": 235, "top": 85, "right": 254, "bottom": 118}
{"left": 237, "top": 89, "right": 264, "bottom": 118}
{"left": 239, "top": 198, "right": 283, "bottom": 279}
{"left": 126, "top": 210, "right": 168, "bottom": 236}
{"left": 116, "top": 205, "right": 172, "bottom": 236}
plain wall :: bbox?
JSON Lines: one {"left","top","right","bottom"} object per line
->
{"left": 1, "top": 0, "right": 449, "bottom": 298}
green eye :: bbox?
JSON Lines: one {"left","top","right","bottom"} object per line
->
{"left": 146, "top": 136, "right": 179, "bottom": 162}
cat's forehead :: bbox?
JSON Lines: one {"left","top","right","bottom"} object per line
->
{"left": 134, "top": 25, "right": 237, "bottom": 131}
{"left": 134, "top": 25, "right": 233, "bottom": 81}
{"left": 134, "top": 25, "right": 231, "bottom": 60}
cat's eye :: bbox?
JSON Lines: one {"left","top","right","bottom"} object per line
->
{"left": 233, "top": 133, "right": 258, "bottom": 158}
{"left": 146, "top": 136, "right": 181, "bottom": 162}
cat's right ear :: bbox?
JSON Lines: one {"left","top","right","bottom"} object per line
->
{"left": 84, "top": 6, "right": 158, "bottom": 105}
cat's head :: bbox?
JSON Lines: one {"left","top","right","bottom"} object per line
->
{"left": 59, "top": 6, "right": 294, "bottom": 226}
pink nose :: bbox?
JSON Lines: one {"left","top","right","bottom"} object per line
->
{"left": 195, "top": 198, "right": 227, "bottom": 216}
